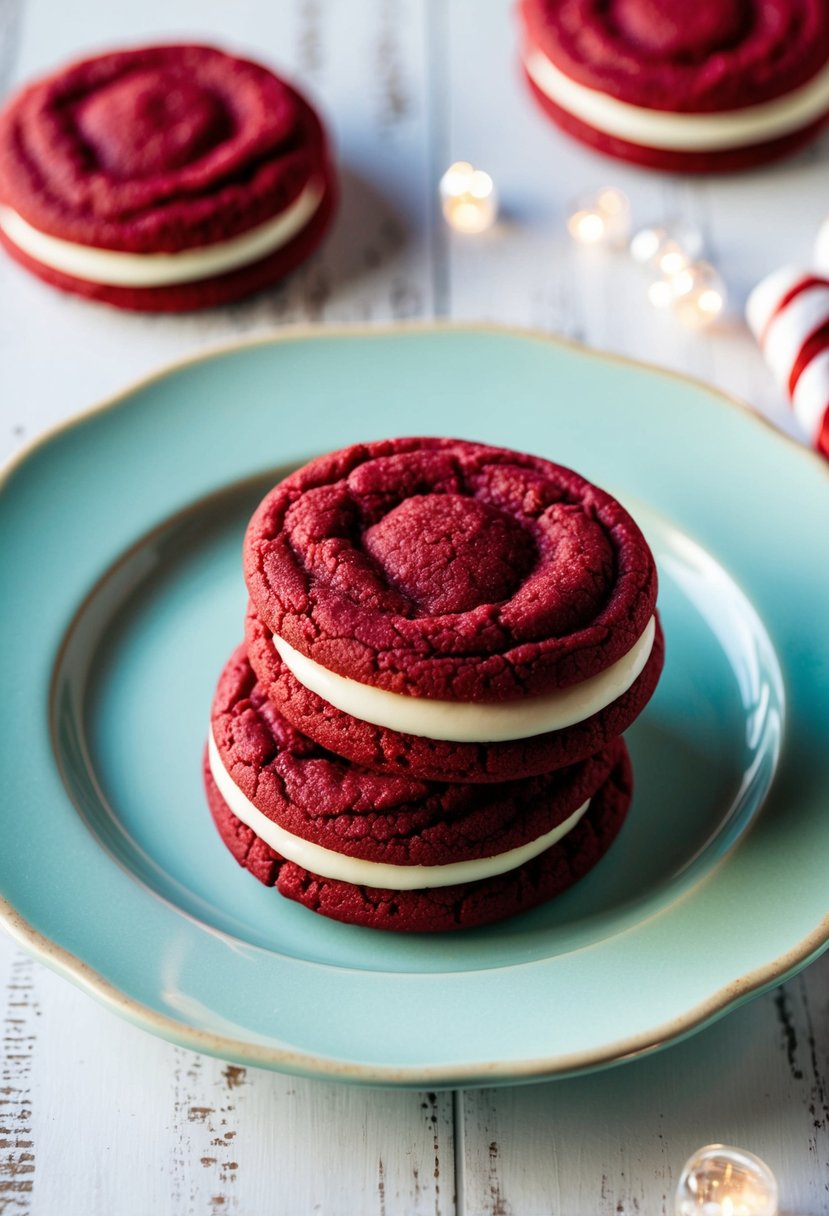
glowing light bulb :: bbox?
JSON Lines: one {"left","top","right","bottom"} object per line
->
{"left": 658, "top": 240, "right": 691, "bottom": 277}
{"left": 567, "top": 188, "right": 631, "bottom": 248}
{"left": 647, "top": 279, "right": 675, "bottom": 309}
{"left": 630, "top": 221, "right": 704, "bottom": 270}
{"left": 675, "top": 1145, "right": 778, "bottom": 1216}
{"left": 646, "top": 260, "right": 725, "bottom": 326}
{"left": 439, "top": 162, "right": 498, "bottom": 233}
{"left": 670, "top": 260, "right": 727, "bottom": 328}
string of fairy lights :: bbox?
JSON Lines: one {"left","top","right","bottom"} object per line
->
{"left": 439, "top": 165, "right": 726, "bottom": 329}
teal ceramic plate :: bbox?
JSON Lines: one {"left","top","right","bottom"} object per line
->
{"left": 2, "top": 325, "right": 827, "bottom": 1087}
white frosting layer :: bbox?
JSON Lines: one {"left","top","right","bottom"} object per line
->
{"left": 524, "top": 50, "right": 829, "bottom": 151}
{"left": 208, "top": 732, "right": 590, "bottom": 890}
{"left": 273, "top": 616, "right": 656, "bottom": 743}
{"left": 0, "top": 177, "right": 324, "bottom": 287}
{"left": 792, "top": 347, "right": 829, "bottom": 440}
{"left": 763, "top": 286, "right": 829, "bottom": 386}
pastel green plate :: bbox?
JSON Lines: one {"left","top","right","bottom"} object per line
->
{"left": 1, "top": 325, "right": 827, "bottom": 1088}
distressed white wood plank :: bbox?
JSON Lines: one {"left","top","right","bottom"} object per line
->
{"left": 0, "top": 0, "right": 23, "bottom": 94}
{"left": 0, "top": 927, "right": 455, "bottom": 1216}
{"left": 1, "top": 946, "right": 37, "bottom": 1215}
{"left": 0, "top": 0, "right": 435, "bottom": 465}
{"left": 458, "top": 950, "right": 829, "bottom": 1216}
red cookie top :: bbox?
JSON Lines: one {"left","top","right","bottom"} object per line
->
{"left": 243, "top": 437, "right": 657, "bottom": 702}
{"left": 520, "top": 0, "right": 829, "bottom": 112}
{"left": 211, "top": 645, "right": 625, "bottom": 869}
{"left": 0, "top": 44, "right": 333, "bottom": 251}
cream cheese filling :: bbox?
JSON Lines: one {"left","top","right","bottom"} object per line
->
{"left": 208, "top": 731, "right": 590, "bottom": 890}
{"left": 0, "top": 176, "right": 324, "bottom": 287}
{"left": 273, "top": 615, "right": 656, "bottom": 743}
{"left": 524, "top": 49, "right": 829, "bottom": 151}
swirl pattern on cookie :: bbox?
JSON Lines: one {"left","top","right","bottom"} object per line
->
{"left": 0, "top": 44, "right": 336, "bottom": 308}
{"left": 518, "top": 0, "right": 829, "bottom": 170}
{"left": 244, "top": 437, "right": 658, "bottom": 704}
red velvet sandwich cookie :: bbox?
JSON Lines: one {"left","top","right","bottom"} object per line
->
{"left": 243, "top": 437, "right": 660, "bottom": 765}
{"left": 0, "top": 44, "right": 336, "bottom": 310}
{"left": 205, "top": 645, "right": 633, "bottom": 932}
{"left": 245, "top": 603, "right": 664, "bottom": 781}
{"left": 519, "top": 0, "right": 829, "bottom": 172}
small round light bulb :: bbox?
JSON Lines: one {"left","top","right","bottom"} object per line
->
{"left": 630, "top": 221, "right": 703, "bottom": 268}
{"left": 675, "top": 1145, "right": 778, "bottom": 1216}
{"left": 439, "top": 162, "right": 498, "bottom": 234}
{"left": 567, "top": 188, "right": 631, "bottom": 248}
{"left": 670, "top": 260, "right": 727, "bottom": 328}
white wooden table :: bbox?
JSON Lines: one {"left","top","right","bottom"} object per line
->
{"left": 2, "top": 3, "right": 828, "bottom": 1213}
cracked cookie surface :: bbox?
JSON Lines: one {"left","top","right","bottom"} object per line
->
{"left": 205, "top": 744, "right": 632, "bottom": 934}
{"left": 243, "top": 437, "right": 658, "bottom": 702}
{"left": 209, "top": 644, "right": 628, "bottom": 867}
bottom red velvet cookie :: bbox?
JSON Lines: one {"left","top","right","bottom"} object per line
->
{"left": 204, "top": 742, "right": 632, "bottom": 934}
{"left": 524, "top": 73, "right": 829, "bottom": 173}
{"left": 244, "top": 605, "right": 664, "bottom": 783}
{"left": 0, "top": 176, "right": 336, "bottom": 312}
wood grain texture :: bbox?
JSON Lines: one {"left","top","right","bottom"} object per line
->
{"left": 458, "top": 951, "right": 829, "bottom": 1216}
{"left": 0, "top": 0, "right": 23, "bottom": 97}
{"left": 0, "top": 931, "right": 454, "bottom": 1216}
{"left": 1, "top": 0, "right": 829, "bottom": 1213}
{"left": 0, "top": 952, "right": 37, "bottom": 1215}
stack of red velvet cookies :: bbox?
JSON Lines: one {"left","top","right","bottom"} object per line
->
{"left": 204, "top": 438, "right": 664, "bottom": 932}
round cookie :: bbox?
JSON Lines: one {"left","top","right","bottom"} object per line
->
{"left": 245, "top": 603, "right": 664, "bottom": 782}
{"left": 205, "top": 645, "right": 633, "bottom": 931}
{"left": 243, "top": 437, "right": 658, "bottom": 704}
{"left": 0, "top": 44, "right": 336, "bottom": 310}
{"left": 519, "top": 0, "right": 829, "bottom": 172}
{"left": 205, "top": 759, "right": 632, "bottom": 932}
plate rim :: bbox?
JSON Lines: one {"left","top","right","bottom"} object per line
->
{"left": 4, "top": 318, "right": 827, "bottom": 494}
{"left": 2, "top": 319, "right": 828, "bottom": 1087}
{"left": 3, "top": 895, "right": 828, "bottom": 1086}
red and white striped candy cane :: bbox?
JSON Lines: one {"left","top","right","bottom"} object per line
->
{"left": 746, "top": 265, "right": 829, "bottom": 460}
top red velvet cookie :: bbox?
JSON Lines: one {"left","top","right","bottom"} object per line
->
{"left": 243, "top": 437, "right": 658, "bottom": 703}
{"left": 521, "top": 0, "right": 829, "bottom": 112}
{"left": 519, "top": 0, "right": 829, "bottom": 170}
{"left": 0, "top": 44, "right": 336, "bottom": 308}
